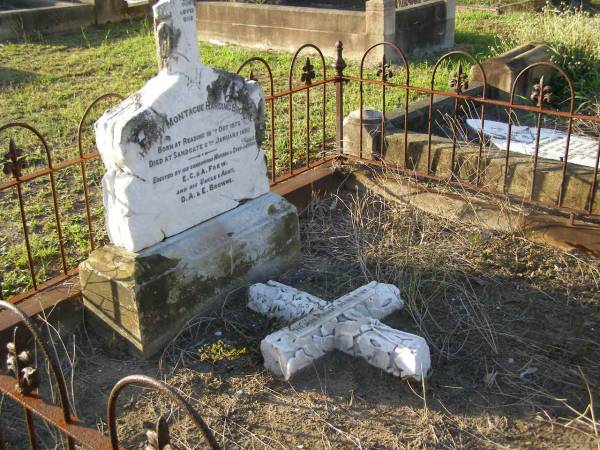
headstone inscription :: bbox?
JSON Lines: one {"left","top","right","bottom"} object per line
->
{"left": 95, "top": 0, "right": 269, "bottom": 252}
{"left": 466, "top": 119, "right": 599, "bottom": 168}
{"left": 80, "top": 0, "right": 300, "bottom": 357}
{"left": 249, "top": 281, "right": 431, "bottom": 381}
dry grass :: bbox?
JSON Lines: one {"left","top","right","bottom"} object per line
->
{"left": 1, "top": 180, "right": 599, "bottom": 448}
{"left": 113, "top": 179, "right": 599, "bottom": 448}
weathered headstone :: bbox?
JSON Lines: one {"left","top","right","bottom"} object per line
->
{"left": 80, "top": 0, "right": 300, "bottom": 357}
{"left": 96, "top": 0, "right": 269, "bottom": 252}
{"left": 249, "top": 281, "right": 431, "bottom": 380}
{"left": 469, "top": 43, "right": 553, "bottom": 101}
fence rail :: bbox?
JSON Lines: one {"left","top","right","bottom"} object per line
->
{"left": 0, "top": 300, "right": 220, "bottom": 449}
{"left": 1, "top": 39, "right": 599, "bottom": 307}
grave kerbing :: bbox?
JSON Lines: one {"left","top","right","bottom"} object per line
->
{"left": 79, "top": 0, "right": 300, "bottom": 357}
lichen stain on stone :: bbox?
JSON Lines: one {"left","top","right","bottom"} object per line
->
{"left": 254, "top": 96, "right": 266, "bottom": 151}
{"left": 266, "top": 210, "right": 300, "bottom": 259}
{"left": 125, "top": 109, "right": 166, "bottom": 155}
{"left": 131, "top": 92, "right": 143, "bottom": 110}
{"left": 136, "top": 245, "right": 255, "bottom": 334}
{"left": 206, "top": 70, "right": 266, "bottom": 148}
{"left": 136, "top": 254, "right": 180, "bottom": 280}
{"left": 206, "top": 70, "right": 244, "bottom": 105}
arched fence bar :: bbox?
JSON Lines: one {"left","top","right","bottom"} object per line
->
{"left": 0, "top": 300, "right": 220, "bottom": 449}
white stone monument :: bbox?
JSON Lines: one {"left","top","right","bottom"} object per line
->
{"left": 95, "top": 0, "right": 270, "bottom": 252}
{"left": 249, "top": 281, "right": 431, "bottom": 381}
{"left": 80, "top": 0, "right": 300, "bottom": 357}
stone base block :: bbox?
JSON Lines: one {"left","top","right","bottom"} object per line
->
{"left": 79, "top": 192, "right": 300, "bottom": 357}
{"left": 343, "top": 108, "right": 385, "bottom": 160}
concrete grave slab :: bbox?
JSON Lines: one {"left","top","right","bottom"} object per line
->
{"left": 466, "top": 119, "right": 599, "bottom": 168}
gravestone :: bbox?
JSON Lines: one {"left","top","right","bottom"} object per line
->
{"left": 249, "top": 281, "right": 431, "bottom": 380}
{"left": 469, "top": 43, "right": 553, "bottom": 101}
{"left": 80, "top": 0, "right": 300, "bottom": 357}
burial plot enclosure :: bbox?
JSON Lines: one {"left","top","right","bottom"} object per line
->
{"left": 1, "top": 26, "right": 600, "bottom": 447}
{"left": 0, "top": 0, "right": 153, "bottom": 41}
{"left": 1, "top": 37, "right": 600, "bottom": 308}
{"left": 197, "top": 0, "right": 456, "bottom": 61}
{"left": 0, "top": 299, "right": 221, "bottom": 449}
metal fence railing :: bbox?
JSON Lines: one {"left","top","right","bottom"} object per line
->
{"left": 1, "top": 40, "right": 599, "bottom": 303}
{"left": 1, "top": 39, "right": 600, "bottom": 448}
{"left": 0, "top": 300, "right": 220, "bottom": 449}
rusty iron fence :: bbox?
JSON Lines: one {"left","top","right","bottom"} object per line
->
{"left": 342, "top": 43, "right": 600, "bottom": 216}
{"left": 0, "top": 300, "right": 220, "bottom": 449}
{"left": 1, "top": 40, "right": 600, "bottom": 306}
{"left": 1, "top": 39, "right": 600, "bottom": 448}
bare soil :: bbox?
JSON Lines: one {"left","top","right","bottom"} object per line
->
{"left": 2, "top": 181, "right": 599, "bottom": 449}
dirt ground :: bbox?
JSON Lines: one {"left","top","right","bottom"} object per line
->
{"left": 2, "top": 178, "right": 600, "bottom": 449}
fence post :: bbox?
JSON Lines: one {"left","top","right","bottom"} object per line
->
{"left": 333, "top": 41, "right": 346, "bottom": 153}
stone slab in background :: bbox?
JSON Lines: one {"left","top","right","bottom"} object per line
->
{"left": 197, "top": 0, "right": 455, "bottom": 63}
{"left": 470, "top": 42, "right": 553, "bottom": 100}
{"left": 80, "top": 192, "right": 300, "bottom": 357}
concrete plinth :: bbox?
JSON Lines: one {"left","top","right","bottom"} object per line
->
{"left": 343, "top": 108, "right": 386, "bottom": 159}
{"left": 79, "top": 193, "right": 300, "bottom": 357}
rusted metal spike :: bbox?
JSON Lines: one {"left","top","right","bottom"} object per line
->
{"left": 449, "top": 63, "right": 468, "bottom": 94}
{"left": 531, "top": 75, "right": 552, "bottom": 108}
{"left": 301, "top": 57, "right": 315, "bottom": 85}
{"left": 144, "top": 415, "right": 173, "bottom": 450}
{"left": 3, "top": 138, "right": 25, "bottom": 178}
{"left": 377, "top": 56, "right": 393, "bottom": 82}
{"left": 333, "top": 41, "right": 346, "bottom": 77}
{"left": 157, "top": 416, "right": 171, "bottom": 448}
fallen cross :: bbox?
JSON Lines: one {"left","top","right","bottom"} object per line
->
{"left": 248, "top": 281, "right": 431, "bottom": 381}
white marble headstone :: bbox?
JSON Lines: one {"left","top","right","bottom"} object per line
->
{"left": 95, "top": 0, "right": 269, "bottom": 252}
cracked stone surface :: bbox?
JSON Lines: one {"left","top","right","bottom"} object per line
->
{"left": 249, "top": 282, "right": 431, "bottom": 381}
{"left": 95, "top": 0, "right": 269, "bottom": 252}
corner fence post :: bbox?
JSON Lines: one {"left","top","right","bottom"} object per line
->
{"left": 333, "top": 41, "right": 346, "bottom": 153}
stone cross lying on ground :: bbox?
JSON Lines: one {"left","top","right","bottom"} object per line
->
{"left": 248, "top": 281, "right": 431, "bottom": 381}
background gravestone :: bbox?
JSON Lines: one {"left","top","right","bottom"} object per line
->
{"left": 79, "top": 0, "right": 300, "bottom": 357}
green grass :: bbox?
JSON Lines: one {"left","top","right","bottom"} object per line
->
{"left": 456, "top": 0, "right": 524, "bottom": 7}
{"left": 0, "top": 10, "right": 598, "bottom": 298}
